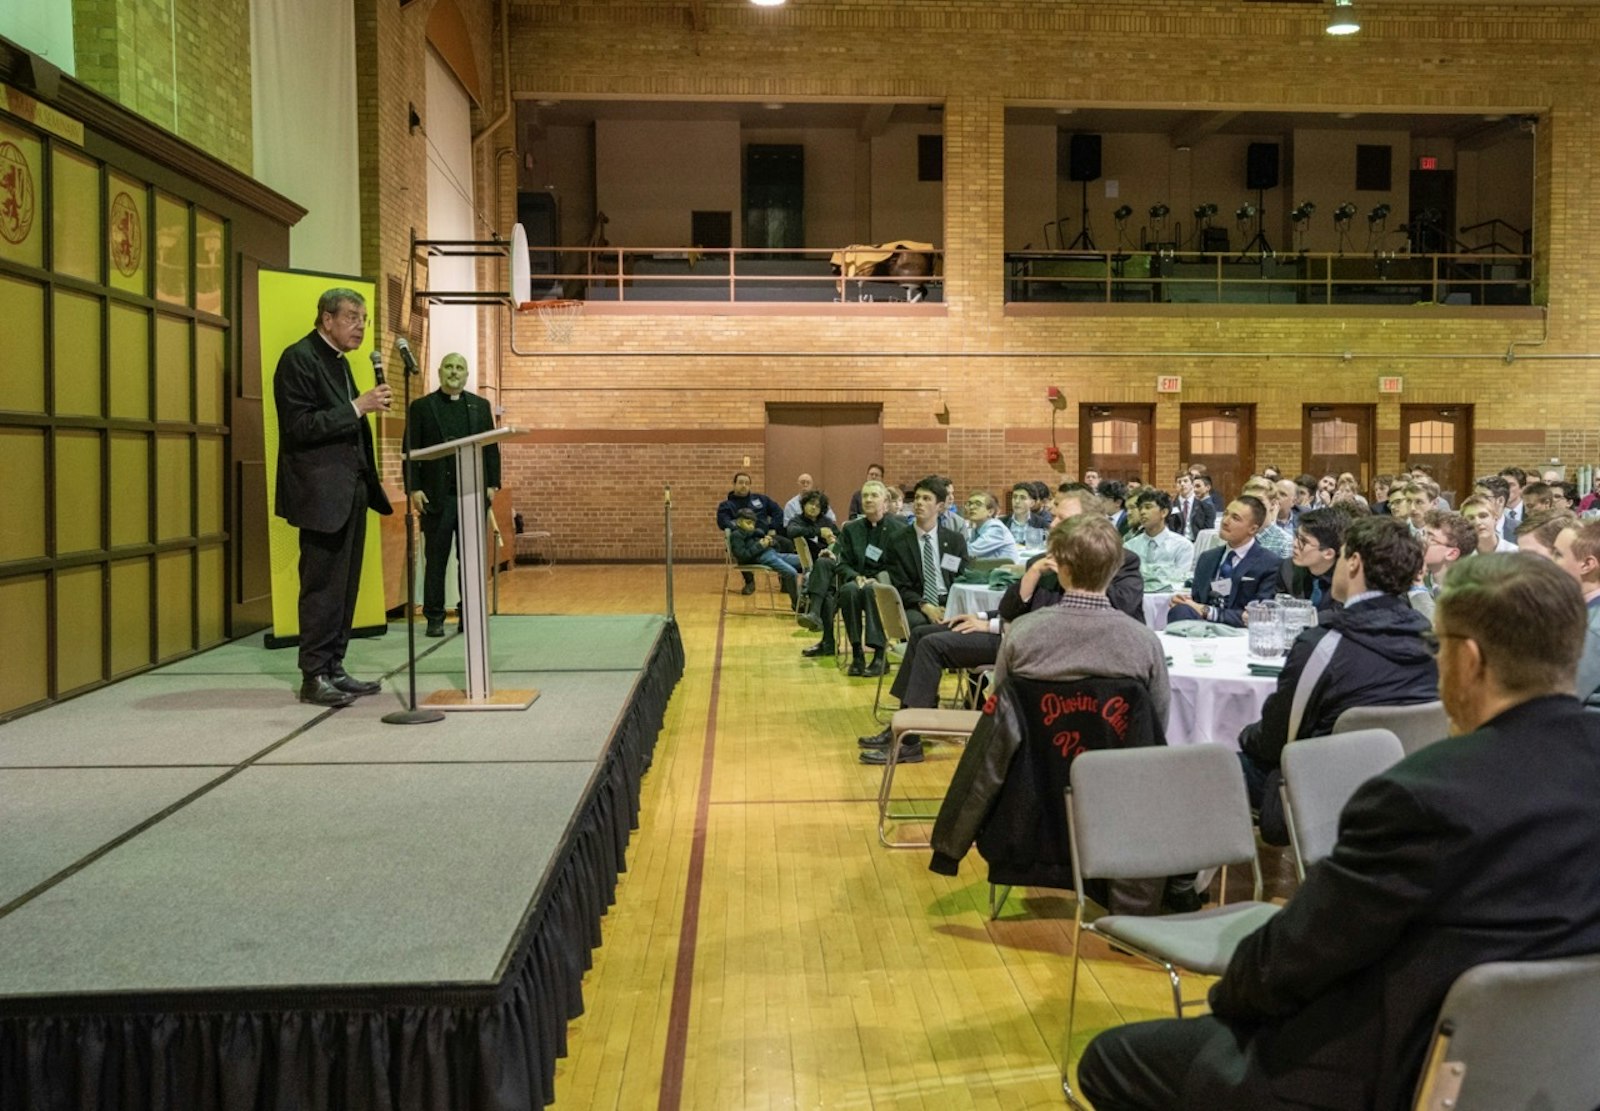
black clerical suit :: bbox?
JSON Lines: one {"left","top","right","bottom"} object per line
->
{"left": 403, "top": 388, "right": 500, "bottom": 624}
{"left": 833, "top": 513, "right": 906, "bottom": 652}
{"left": 273, "top": 330, "right": 393, "bottom": 677}
{"left": 1080, "top": 694, "right": 1600, "bottom": 1111}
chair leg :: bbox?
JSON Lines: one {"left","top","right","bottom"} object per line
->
{"left": 989, "top": 883, "right": 1012, "bottom": 920}
{"left": 1060, "top": 922, "right": 1091, "bottom": 1111}
{"left": 871, "top": 666, "right": 893, "bottom": 723}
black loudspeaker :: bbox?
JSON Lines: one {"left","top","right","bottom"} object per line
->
{"left": 1246, "top": 142, "right": 1280, "bottom": 191}
{"left": 1060, "top": 133, "right": 1102, "bottom": 182}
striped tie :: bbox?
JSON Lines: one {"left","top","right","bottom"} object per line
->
{"left": 922, "top": 533, "right": 941, "bottom": 605}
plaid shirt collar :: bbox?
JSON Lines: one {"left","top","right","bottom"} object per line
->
{"left": 1055, "top": 590, "right": 1113, "bottom": 612}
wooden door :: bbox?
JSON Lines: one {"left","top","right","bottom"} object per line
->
{"left": 1304, "top": 405, "right": 1375, "bottom": 488}
{"left": 764, "top": 404, "right": 883, "bottom": 511}
{"left": 1080, "top": 404, "right": 1155, "bottom": 484}
{"left": 1400, "top": 405, "right": 1475, "bottom": 507}
{"left": 1179, "top": 404, "right": 1256, "bottom": 502}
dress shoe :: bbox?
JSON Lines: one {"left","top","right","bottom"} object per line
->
{"left": 740, "top": 582, "right": 756, "bottom": 596}
{"left": 863, "top": 655, "right": 888, "bottom": 677}
{"left": 796, "top": 609, "right": 823, "bottom": 632}
{"left": 425, "top": 618, "right": 445, "bottom": 637}
{"left": 801, "top": 642, "right": 835, "bottom": 658}
{"left": 858, "top": 727, "right": 892, "bottom": 749}
{"left": 329, "top": 668, "right": 382, "bottom": 696}
{"left": 299, "top": 674, "right": 355, "bottom": 708}
{"left": 860, "top": 740, "right": 922, "bottom": 765}
{"left": 847, "top": 655, "right": 867, "bottom": 677}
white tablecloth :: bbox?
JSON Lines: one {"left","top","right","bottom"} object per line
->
{"left": 1144, "top": 592, "right": 1173, "bottom": 631}
{"left": 946, "top": 581, "right": 1004, "bottom": 619}
{"left": 1159, "top": 632, "right": 1278, "bottom": 749}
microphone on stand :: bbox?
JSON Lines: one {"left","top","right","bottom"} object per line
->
{"left": 396, "top": 337, "right": 421, "bottom": 377}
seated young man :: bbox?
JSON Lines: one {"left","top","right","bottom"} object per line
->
{"left": 1273, "top": 506, "right": 1347, "bottom": 613}
{"left": 1080, "top": 554, "right": 1600, "bottom": 1111}
{"left": 962, "top": 491, "right": 1021, "bottom": 562}
{"left": 823, "top": 479, "right": 904, "bottom": 669}
{"left": 1124, "top": 490, "right": 1193, "bottom": 593}
{"left": 1515, "top": 508, "right": 1575, "bottom": 561}
{"left": 1166, "top": 471, "right": 1214, "bottom": 540}
{"left": 1461, "top": 492, "right": 1518, "bottom": 555}
{"left": 728, "top": 507, "right": 800, "bottom": 608}
{"left": 1237, "top": 516, "right": 1437, "bottom": 844}
{"left": 1552, "top": 519, "right": 1600, "bottom": 703}
{"left": 881, "top": 474, "right": 968, "bottom": 642}
{"left": 1241, "top": 477, "right": 1294, "bottom": 558}
{"left": 1413, "top": 509, "right": 1476, "bottom": 626}
{"left": 788, "top": 490, "right": 840, "bottom": 634}
{"left": 1003, "top": 482, "right": 1051, "bottom": 541}
{"left": 1166, "top": 496, "right": 1282, "bottom": 626}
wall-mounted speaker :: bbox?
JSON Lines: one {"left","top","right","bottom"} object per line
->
{"left": 1246, "top": 142, "right": 1281, "bottom": 191}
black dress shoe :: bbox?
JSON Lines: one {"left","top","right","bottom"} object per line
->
{"left": 425, "top": 619, "right": 445, "bottom": 637}
{"left": 863, "top": 655, "right": 888, "bottom": 677}
{"left": 860, "top": 740, "right": 922, "bottom": 765}
{"left": 847, "top": 656, "right": 867, "bottom": 677}
{"left": 740, "top": 582, "right": 756, "bottom": 595}
{"left": 329, "top": 669, "right": 382, "bottom": 696}
{"left": 797, "top": 611, "right": 823, "bottom": 632}
{"left": 801, "top": 642, "right": 835, "bottom": 658}
{"left": 858, "top": 727, "right": 892, "bottom": 749}
{"left": 299, "top": 674, "right": 355, "bottom": 707}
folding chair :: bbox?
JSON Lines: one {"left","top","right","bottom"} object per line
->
{"left": 722, "top": 529, "right": 786, "bottom": 615}
{"left": 876, "top": 705, "right": 981, "bottom": 848}
{"left": 1279, "top": 729, "right": 1404, "bottom": 880}
{"left": 1333, "top": 700, "right": 1449, "bottom": 757}
{"left": 1060, "top": 744, "right": 1280, "bottom": 1109}
{"left": 1412, "top": 953, "right": 1600, "bottom": 1111}
{"left": 868, "top": 581, "right": 913, "bottom": 722}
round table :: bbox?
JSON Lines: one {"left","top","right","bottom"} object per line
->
{"left": 1144, "top": 592, "right": 1173, "bottom": 631}
{"left": 1159, "top": 631, "right": 1279, "bottom": 749}
{"left": 946, "top": 581, "right": 1004, "bottom": 619}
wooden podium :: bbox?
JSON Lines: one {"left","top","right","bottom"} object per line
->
{"left": 405, "top": 426, "right": 537, "bottom": 711}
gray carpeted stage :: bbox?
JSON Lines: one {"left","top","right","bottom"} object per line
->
{"left": 0, "top": 613, "right": 685, "bottom": 1110}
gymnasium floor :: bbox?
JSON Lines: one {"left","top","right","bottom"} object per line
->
{"left": 518, "top": 564, "right": 1292, "bottom": 1111}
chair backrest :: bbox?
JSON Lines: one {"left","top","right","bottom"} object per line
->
{"left": 795, "top": 540, "right": 814, "bottom": 573}
{"left": 1281, "top": 729, "right": 1404, "bottom": 873}
{"left": 869, "top": 580, "right": 912, "bottom": 643}
{"left": 1190, "top": 527, "right": 1222, "bottom": 569}
{"left": 1333, "top": 700, "right": 1449, "bottom": 757}
{"left": 1412, "top": 953, "right": 1600, "bottom": 1111}
{"left": 1068, "top": 744, "right": 1257, "bottom": 881}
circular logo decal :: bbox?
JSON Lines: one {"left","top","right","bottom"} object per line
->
{"left": 0, "top": 141, "right": 35, "bottom": 246}
{"left": 110, "top": 191, "right": 142, "bottom": 277}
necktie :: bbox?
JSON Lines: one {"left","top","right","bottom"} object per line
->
{"left": 922, "top": 533, "right": 941, "bottom": 604}
{"left": 1182, "top": 498, "right": 1190, "bottom": 530}
{"left": 1310, "top": 577, "right": 1324, "bottom": 607}
{"left": 1221, "top": 550, "right": 1239, "bottom": 577}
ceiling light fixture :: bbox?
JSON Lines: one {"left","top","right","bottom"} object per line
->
{"left": 750, "top": 0, "right": 787, "bottom": 6}
{"left": 1326, "top": 0, "right": 1360, "bottom": 35}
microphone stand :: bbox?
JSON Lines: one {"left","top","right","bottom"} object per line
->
{"left": 383, "top": 344, "right": 445, "bottom": 726}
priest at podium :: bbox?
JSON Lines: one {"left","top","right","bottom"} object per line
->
{"left": 404, "top": 352, "right": 500, "bottom": 637}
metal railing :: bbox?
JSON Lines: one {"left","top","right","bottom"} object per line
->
{"left": 518, "top": 245, "right": 945, "bottom": 304}
{"left": 1004, "top": 249, "right": 1534, "bottom": 306}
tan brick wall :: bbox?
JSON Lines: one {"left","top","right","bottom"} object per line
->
{"left": 70, "top": 0, "right": 253, "bottom": 171}
{"left": 465, "top": 1, "right": 1600, "bottom": 561}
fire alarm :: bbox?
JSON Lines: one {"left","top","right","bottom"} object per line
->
{"left": 1046, "top": 386, "right": 1063, "bottom": 402}
{"left": 1045, "top": 445, "right": 1062, "bottom": 464}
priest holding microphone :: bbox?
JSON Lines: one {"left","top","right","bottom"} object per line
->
{"left": 272, "top": 287, "right": 394, "bottom": 707}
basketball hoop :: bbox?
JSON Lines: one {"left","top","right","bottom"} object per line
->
{"left": 533, "top": 299, "right": 583, "bottom": 344}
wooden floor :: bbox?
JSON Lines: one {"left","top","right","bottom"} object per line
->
{"left": 496, "top": 563, "right": 1292, "bottom": 1111}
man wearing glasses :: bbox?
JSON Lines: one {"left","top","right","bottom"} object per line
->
{"left": 273, "top": 288, "right": 394, "bottom": 707}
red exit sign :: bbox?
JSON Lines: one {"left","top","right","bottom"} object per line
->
{"left": 1157, "top": 375, "right": 1182, "bottom": 393}
{"left": 1418, "top": 156, "right": 1439, "bottom": 170}
{"left": 1379, "top": 376, "right": 1404, "bottom": 393}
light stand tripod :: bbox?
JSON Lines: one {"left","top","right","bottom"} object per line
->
{"left": 1065, "top": 180, "right": 1096, "bottom": 250}
{"left": 384, "top": 337, "right": 445, "bottom": 726}
{"left": 1238, "top": 188, "right": 1273, "bottom": 258}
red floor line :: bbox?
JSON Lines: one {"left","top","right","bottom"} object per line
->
{"left": 656, "top": 604, "right": 727, "bottom": 1111}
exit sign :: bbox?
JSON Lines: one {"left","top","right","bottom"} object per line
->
{"left": 1379, "top": 376, "right": 1404, "bottom": 393}
{"left": 1418, "top": 156, "right": 1439, "bottom": 170}
{"left": 1157, "top": 375, "right": 1182, "bottom": 393}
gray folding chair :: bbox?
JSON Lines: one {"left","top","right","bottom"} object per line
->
{"left": 876, "top": 706, "right": 981, "bottom": 848}
{"left": 1279, "top": 728, "right": 1404, "bottom": 880}
{"left": 1412, "top": 953, "right": 1600, "bottom": 1111}
{"left": 1061, "top": 744, "right": 1280, "bottom": 1110}
{"left": 1333, "top": 700, "right": 1449, "bottom": 757}
{"left": 868, "top": 581, "right": 912, "bottom": 722}
{"left": 722, "top": 528, "right": 786, "bottom": 616}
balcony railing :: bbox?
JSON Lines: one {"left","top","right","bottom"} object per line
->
{"left": 520, "top": 245, "right": 945, "bottom": 304}
{"left": 1005, "top": 250, "right": 1533, "bottom": 306}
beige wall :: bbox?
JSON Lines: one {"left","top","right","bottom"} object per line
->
{"left": 596, "top": 119, "right": 742, "bottom": 248}
{"left": 742, "top": 126, "right": 868, "bottom": 247}
{"left": 869, "top": 124, "right": 944, "bottom": 244}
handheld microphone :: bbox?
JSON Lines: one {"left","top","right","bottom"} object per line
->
{"left": 396, "top": 337, "right": 421, "bottom": 377}
{"left": 369, "top": 349, "right": 386, "bottom": 387}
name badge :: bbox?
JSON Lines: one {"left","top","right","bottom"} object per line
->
{"left": 1212, "top": 578, "right": 1233, "bottom": 597}
{"left": 941, "top": 552, "right": 962, "bottom": 573}
{"left": 865, "top": 543, "right": 883, "bottom": 561}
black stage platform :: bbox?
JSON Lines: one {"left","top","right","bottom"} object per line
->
{"left": 0, "top": 614, "right": 684, "bottom": 1110}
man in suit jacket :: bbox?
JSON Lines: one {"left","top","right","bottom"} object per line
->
{"left": 823, "top": 479, "right": 905, "bottom": 672}
{"left": 883, "top": 475, "right": 968, "bottom": 641}
{"left": 273, "top": 288, "right": 394, "bottom": 707}
{"left": 1079, "top": 554, "right": 1600, "bottom": 1111}
{"left": 1166, "top": 472, "right": 1216, "bottom": 541}
{"left": 404, "top": 352, "right": 500, "bottom": 638}
{"left": 1167, "top": 495, "right": 1282, "bottom": 626}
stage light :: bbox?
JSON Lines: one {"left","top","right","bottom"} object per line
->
{"left": 1235, "top": 202, "right": 1257, "bottom": 222}
{"left": 1333, "top": 202, "right": 1358, "bottom": 224}
{"left": 1113, "top": 205, "right": 1133, "bottom": 221}
{"left": 1367, "top": 203, "right": 1392, "bottom": 224}
{"left": 1326, "top": 0, "right": 1360, "bottom": 35}
{"left": 1193, "top": 202, "right": 1218, "bottom": 221}
{"left": 1148, "top": 203, "right": 1170, "bottom": 219}
{"left": 1291, "top": 201, "right": 1316, "bottom": 223}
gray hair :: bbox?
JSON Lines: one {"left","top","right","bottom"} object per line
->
{"left": 315, "top": 287, "right": 366, "bottom": 326}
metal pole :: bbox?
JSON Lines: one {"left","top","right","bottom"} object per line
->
{"left": 664, "top": 484, "right": 675, "bottom": 620}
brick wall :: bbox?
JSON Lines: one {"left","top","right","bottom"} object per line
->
{"left": 467, "top": 1, "right": 1600, "bottom": 561}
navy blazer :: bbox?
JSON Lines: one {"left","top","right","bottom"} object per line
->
{"left": 1167, "top": 495, "right": 1216, "bottom": 540}
{"left": 1187, "top": 541, "right": 1282, "bottom": 626}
